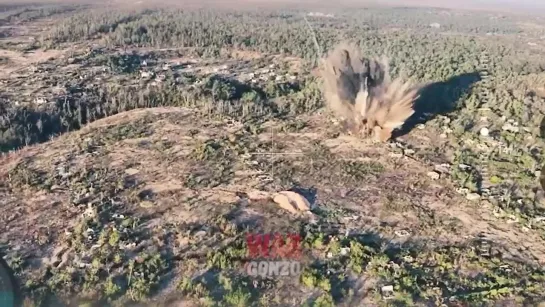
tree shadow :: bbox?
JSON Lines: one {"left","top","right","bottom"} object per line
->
{"left": 393, "top": 72, "right": 482, "bottom": 138}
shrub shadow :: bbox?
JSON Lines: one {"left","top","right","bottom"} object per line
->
{"left": 393, "top": 72, "right": 482, "bottom": 138}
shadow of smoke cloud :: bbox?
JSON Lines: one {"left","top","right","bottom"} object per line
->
{"left": 394, "top": 71, "right": 482, "bottom": 138}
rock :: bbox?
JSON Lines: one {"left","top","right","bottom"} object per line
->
{"left": 506, "top": 214, "right": 519, "bottom": 224}
{"left": 141, "top": 71, "right": 154, "bottom": 79}
{"left": 194, "top": 230, "right": 207, "bottom": 238}
{"left": 476, "top": 143, "right": 489, "bottom": 151}
{"left": 416, "top": 124, "right": 425, "bottom": 130}
{"left": 395, "top": 230, "right": 410, "bottom": 237}
{"left": 125, "top": 168, "right": 139, "bottom": 176}
{"left": 272, "top": 191, "right": 312, "bottom": 214}
{"left": 456, "top": 187, "right": 469, "bottom": 195}
{"left": 139, "top": 201, "right": 154, "bottom": 208}
{"left": 381, "top": 285, "right": 394, "bottom": 297}
{"left": 458, "top": 164, "right": 472, "bottom": 171}
{"left": 502, "top": 123, "right": 519, "bottom": 133}
{"left": 35, "top": 97, "right": 48, "bottom": 105}
{"left": 389, "top": 142, "right": 400, "bottom": 149}
{"left": 434, "top": 164, "right": 451, "bottom": 174}
{"left": 112, "top": 213, "right": 125, "bottom": 219}
{"left": 247, "top": 190, "right": 271, "bottom": 201}
{"left": 389, "top": 152, "right": 403, "bottom": 158}
{"left": 427, "top": 171, "right": 440, "bottom": 180}
{"left": 480, "top": 127, "right": 490, "bottom": 136}
{"left": 466, "top": 193, "right": 481, "bottom": 201}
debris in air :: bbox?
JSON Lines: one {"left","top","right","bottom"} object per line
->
{"left": 319, "top": 42, "right": 421, "bottom": 141}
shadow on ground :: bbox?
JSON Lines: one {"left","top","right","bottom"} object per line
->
{"left": 394, "top": 72, "right": 482, "bottom": 138}
{"left": 0, "top": 256, "right": 22, "bottom": 307}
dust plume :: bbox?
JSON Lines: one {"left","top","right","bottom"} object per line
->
{"left": 320, "top": 42, "right": 421, "bottom": 141}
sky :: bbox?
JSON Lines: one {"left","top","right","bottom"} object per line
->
{"left": 466, "top": 0, "right": 545, "bottom": 10}
{"left": 1, "top": 0, "right": 544, "bottom": 14}
{"left": 379, "top": 0, "right": 545, "bottom": 12}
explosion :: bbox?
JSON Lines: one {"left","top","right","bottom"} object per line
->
{"left": 320, "top": 42, "right": 421, "bottom": 141}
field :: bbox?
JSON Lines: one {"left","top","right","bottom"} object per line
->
{"left": 1, "top": 1, "right": 545, "bottom": 306}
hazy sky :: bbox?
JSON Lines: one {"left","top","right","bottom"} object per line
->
{"left": 370, "top": 0, "right": 545, "bottom": 13}
{"left": 482, "top": 0, "right": 545, "bottom": 8}
{"left": 1, "top": 0, "right": 544, "bottom": 14}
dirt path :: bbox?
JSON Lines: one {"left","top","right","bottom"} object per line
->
{"left": 0, "top": 48, "right": 66, "bottom": 78}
